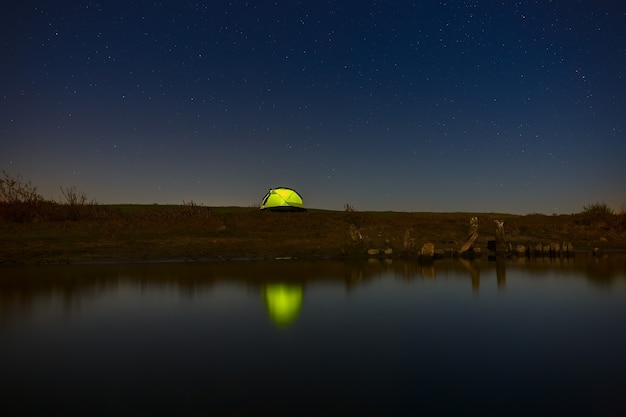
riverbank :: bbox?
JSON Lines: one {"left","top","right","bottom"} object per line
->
{"left": 1, "top": 205, "right": 625, "bottom": 264}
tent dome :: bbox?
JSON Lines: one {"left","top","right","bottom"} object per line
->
{"left": 260, "top": 187, "right": 305, "bottom": 211}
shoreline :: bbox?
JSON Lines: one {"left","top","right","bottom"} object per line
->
{"left": 3, "top": 242, "right": 624, "bottom": 267}
{"left": 3, "top": 249, "right": 626, "bottom": 268}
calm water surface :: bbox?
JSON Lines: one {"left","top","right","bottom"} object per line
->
{"left": 1, "top": 254, "right": 625, "bottom": 416}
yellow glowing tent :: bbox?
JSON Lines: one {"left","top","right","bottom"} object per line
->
{"left": 260, "top": 187, "right": 305, "bottom": 211}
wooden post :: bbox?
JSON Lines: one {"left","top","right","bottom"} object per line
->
{"left": 459, "top": 217, "right": 479, "bottom": 255}
{"left": 420, "top": 243, "right": 435, "bottom": 263}
{"left": 495, "top": 220, "right": 508, "bottom": 255}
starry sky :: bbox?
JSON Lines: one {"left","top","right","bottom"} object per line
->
{"left": 2, "top": 1, "right": 625, "bottom": 214}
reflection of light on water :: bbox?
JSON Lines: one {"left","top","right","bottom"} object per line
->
{"left": 262, "top": 284, "right": 303, "bottom": 327}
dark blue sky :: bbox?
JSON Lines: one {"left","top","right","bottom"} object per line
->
{"left": 2, "top": 1, "right": 625, "bottom": 213}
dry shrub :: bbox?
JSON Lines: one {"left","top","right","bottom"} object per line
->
{"left": 0, "top": 171, "right": 46, "bottom": 222}
{"left": 579, "top": 202, "right": 618, "bottom": 230}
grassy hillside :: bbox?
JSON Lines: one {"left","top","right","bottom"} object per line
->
{"left": 1, "top": 203, "right": 625, "bottom": 264}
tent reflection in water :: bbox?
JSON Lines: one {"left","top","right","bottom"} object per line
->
{"left": 260, "top": 187, "right": 305, "bottom": 211}
{"left": 262, "top": 284, "right": 303, "bottom": 327}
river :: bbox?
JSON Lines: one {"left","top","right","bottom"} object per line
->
{"left": 1, "top": 253, "right": 625, "bottom": 416}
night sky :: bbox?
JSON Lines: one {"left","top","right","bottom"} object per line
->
{"left": 2, "top": 1, "right": 625, "bottom": 214}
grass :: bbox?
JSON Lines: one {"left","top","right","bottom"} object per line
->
{"left": 3, "top": 171, "right": 623, "bottom": 264}
{"left": 1, "top": 204, "right": 625, "bottom": 264}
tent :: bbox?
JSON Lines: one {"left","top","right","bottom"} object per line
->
{"left": 260, "top": 187, "right": 305, "bottom": 211}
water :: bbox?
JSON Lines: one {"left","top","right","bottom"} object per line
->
{"left": 1, "top": 254, "right": 625, "bottom": 416}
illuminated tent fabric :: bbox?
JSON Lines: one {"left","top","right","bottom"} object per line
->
{"left": 260, "top": 187, "right": 305, "bottom": 211}
{"left": 262, "top": 284, "right": 303, "bottom": 327}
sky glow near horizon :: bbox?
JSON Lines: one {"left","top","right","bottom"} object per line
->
{"left": 1, "top": 1, "right": 625, "bottom": 214}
